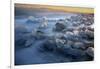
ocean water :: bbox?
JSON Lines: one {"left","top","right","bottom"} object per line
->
{"left": 15, "top": 12, "right": 94, "bottom": 65}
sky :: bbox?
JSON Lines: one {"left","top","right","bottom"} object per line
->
{"left": 14, "top": 0, "right": 95, "bottom": 8}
